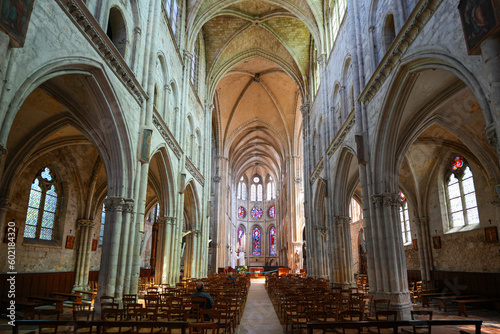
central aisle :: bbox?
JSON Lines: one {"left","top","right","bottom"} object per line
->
{"left": 237, "top": 278, "right": 284, "bottom": 334}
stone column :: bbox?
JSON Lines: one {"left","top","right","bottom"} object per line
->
{"left": 481, "top": 37, "right": 500, "bottom": 163}
{"left": 414, "top": 217, "right": 432, "bottom": 281}
{"left": 155, "top": 216, "right": 168, "bottom": 284}
{"left": 369, "top": 193, "right": 411, "bottom": 318}
{"left": 215, "top": 156, "right": 229, "bottom": 270}
{"left": 0, "top": 197, "right": 11, "bottom": 233}
{"left": 332, "top": 216, "right": 355, "bottom": 286}
{"left": 312, "top": 225, "right": 329, "bottom": 278}
{"left": 73, "top": 219, "right": 95, "bottom": 291}
{"left": 116, "top": 199, "right": 134, "bottom": 301}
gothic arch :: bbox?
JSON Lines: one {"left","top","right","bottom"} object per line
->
{"left": 0, "top": 59, "right": 135, "bottom": 199}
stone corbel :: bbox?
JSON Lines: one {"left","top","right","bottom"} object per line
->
{"left": 491, "top": 197, "right": 500, "bottom": 207}
{"left": 334, "top": 216, "right": 351, "bottom": 226}
{"left": 300, "top": 102, "right": 310, "bottom": 116}
{"left": 77, "top": 219, "right": 95, "bottom": 228}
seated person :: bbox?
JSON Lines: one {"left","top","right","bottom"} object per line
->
{"left": 227, "top": 272, "right": 236, "bottom": 284}
{"left": 191, "top": 282, "right": 215, "bottom": 320}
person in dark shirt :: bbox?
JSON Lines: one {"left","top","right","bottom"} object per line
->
{"left": 191, "top": 282, "right": 215, "bottom": 320}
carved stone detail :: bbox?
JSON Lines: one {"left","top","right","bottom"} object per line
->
{"left": 310, "top": 158, "right": 324, "bottom": 183}
{"left": 77, "top": 219, "right": 95, "bottom": 227}
{"left": 335, "top": 216, "right": 351, "bottom": 225}
{"left": 360, "top": 0, "right": 443, "bottom": 104}
{"left": 153, "top": 114, "right": 182, "bottom": 159}
{"left": 56, "top": 0, "right": 146, "bottom": 105}
{"left": 123, "top": 199, "right": 134, "bottom": 213}
{"left": 300, "top": 102, "right": 310, "bottom": 115}
{"left": 327, "top": 112, "right": 355, "bottom": 158}
{"left": 186, "top": 158, "right": 205, "bottom": 186}
{"left": 104, "top": 197, "right": 125, "bottom": 212}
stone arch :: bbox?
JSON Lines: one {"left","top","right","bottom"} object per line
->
{"left": 182, "top": 181, "right": 200, "bottom": 277}
{"left": 0, "top": 59, "right": 134, "bottom": 199}
{"left": 373, "top": 54, "right": 494, "bottom": 193}
{"left": 333, "top": 147, "right": 359, "bottom": 215}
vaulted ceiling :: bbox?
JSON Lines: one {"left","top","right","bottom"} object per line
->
{"left": 191, "top": 0, "right": 321, "bottom": 182}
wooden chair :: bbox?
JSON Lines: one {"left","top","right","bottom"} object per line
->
{"left": 133, "top": 308, "right": 162, "bottom": 334}
{"left": 31, "top": 309, "right": 61, "bottom": 334}
{"left": 102, "top": 309, "right": 132, "bottom": 334}
{"left": 101, "top": 295, "right": 115, "bottom": 304}
{"left": 73, "top": 302, "right": 92, "bottom": 311}
{"left": 366, "top": 310, "right": 398, "bottom": 334}
{"left": 188, "top": 322, "right": 218, "bottom": 334}
{"left": 401, "top": 310, "right": 433, "bottom": 334}
{"left": 73, "top": 309, "right": 95, "bottom": 334}
{"left": 366, "top": 299, "right": 391, "bottom": 320}
{"left": 101, "top": 302, "right": 120, "bottom": 310}
{"left": 335, "top": 310, "right": 364, "bottom": 334}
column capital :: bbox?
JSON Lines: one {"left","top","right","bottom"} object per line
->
{"left": 486, "top": 124, "right": 498, "bottom": 146}
{"left": 317, "top": 53, "right": 327, "bottom": 67}
{"left": 104, "top": 197, "right": 125, "bottom": 212}
{"left": 0, "top": 197, "right": 11, "bottom": 210}
{"left": 123, "top": 199, "right": 134, "bottom": 213}
{"left": 204, "top": 101, "right": 214, "bottom": 112}
{"left": 77, "top": 219, "right": 95, "bottom": 227}
{"left": 412, "top": 217, "right": 428, "bottom": 227}
{"left": 300, "top": 102, "right": 310, "bottom": 115}
{"left": 334, "top": 216, "right": 351, "bottom": 225}
{"left": 372, "top": 193, "right": 399, "bottom": 207}
{"left": 157, "top": 217, "right": 169, "bottom": 225}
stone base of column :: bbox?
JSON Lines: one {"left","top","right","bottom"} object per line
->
{"left": 72, "top": 284, "right": 90, "bottom": 293}
{"left": 369, "top": 291, "right": 412, "bottom": 320}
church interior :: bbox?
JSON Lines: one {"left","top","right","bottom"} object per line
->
{"left": 1, "top": 0, "right": 500, "bottom": 332}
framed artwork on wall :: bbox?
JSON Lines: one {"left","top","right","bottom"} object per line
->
{"left": 432, "top": 236, "right": 441, "bottom": 249}
{"left": 485, "top": 226, "right": 499, "bottom": 243}
{"left": 91, "top": 239, "right": 98, "bottom": 251}
{"left": 65, "top": 235, "right": 75, "bottom": 249}
{"left": 0, "top": 0, "right": 36, "bottom": 47}
{"left": 412, "top": 239, "right": 418, "bottom": 251}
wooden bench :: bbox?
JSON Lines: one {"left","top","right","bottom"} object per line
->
{"left": 27, "top": 296, "right": 65, "bottom": 313}
{"left": 1, "top": 299, "right": 44, "bottom": 319}
{"left": 74, "top": 290, "right": 97, "bottom": 304}
{"left": 50, "top": 292, "right": 83, "bottom": 304}
{"left": 453, "top": 298, "right": 500, "bottom": 317}
{"left": 419, "top": 292, "right": 453, "bottom": 307}
{"left": 435, "top": 295, "right": 478, "bottom": 312}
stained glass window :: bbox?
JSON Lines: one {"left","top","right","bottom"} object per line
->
{"left": 238, "top": 206, "right": 246, "bottom": 219}
{"left": 268, "top": 206, "right": 275, "bottom": 218}
{"left": 446, "top": 158, "right": 479, "bottom": 228}
{"left": 399, "top": 191, "right": 411, "bottom": 244}
{"left": 270, "top": 227, "right": 277, "bottom": 256}
{"left": 252, "top": 227, "right": 261, "bottom": 256}
{"left": 257, "top": 184, "right": 263, "bottom": 201}
{"left": 237, "top": 226, "right": 244, "bottom": 252}
{"left": 250, "top": 207, "right": 263, "bottom": 219}
{"left": 253, "top": 176, "right": 260, "bottom": 183}
{"left": 242, "top": 183, "right": 247, "bottom": 200}
{"left": 24, "top": 167, "right": 58, "bottom": 240}
{"left": 100, "top": 203, "right": 106, "bottom": 246}
{"left": 251, "top": 184, "right": 256, "bottom": 201}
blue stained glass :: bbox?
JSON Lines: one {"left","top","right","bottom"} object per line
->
{"left": 24, "top": 225, "right": 36, "bottom": 238}
{"left": 252, "top": 227, "right": 261, "bottom": 256}
{"left": 26, "top": 207, "right": 39, "bottom": 226}
{"left": 28, "top": 188, "right": 42, "bottom": 209}
{"left": 47, "top": 185, "right": 57, "bottom": 197}
{"left": 270, "top": 227, "right": 277, "bottom": 256}
{"left": 41, "top": 167, "right": 53, "bottom": 181}
{"left": 44, "top": 194, "right": 57, "bottom": 213}
{"left": 268, "top": 206, "right": 275, "bottom": 218}
{"left": 250, "top": 207, "right": 263, "bottom": 219}
{"left": 31, "top": 178, "right": 41, "bottom": 191}
{"left": 100, "top": 206, "right": 105, "bottom": 246}
{"left": 41, "top": 212, "right": 55, "bottom": 228}
{"left": 40, "top": 228, "right": 52, "bottom": 240}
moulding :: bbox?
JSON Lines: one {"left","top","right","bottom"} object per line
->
{"left": 359, "top": 0, "right": 443, "bottom": 105}
{"left": 310, "top": 158, "right": 324, "bottom": 184}
{"left": 327, "top": 111, "right": 355, "bottom": 158}
{"left": 56, "top": 0, "right": 147, "bottom": 106}
{"left": 152, "top": 112, "right": 183, "bottom": 160}
{"left": 186, "top": 158, "right": 205, "bottom": 186}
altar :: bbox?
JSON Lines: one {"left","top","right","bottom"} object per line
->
{"left": 249, "top": 267, "right": 264, "bottom": 278}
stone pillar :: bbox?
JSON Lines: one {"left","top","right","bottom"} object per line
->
{"left": 481, "top": 37, "right": 500, "bottom": 163}
{"left": 332, "top": 216, "right": 355, "bottom": 286}
{"left": 73, "top": 219, "right": 95, "bottom": 291}
{"left": 154, "top": 217, "right": 168, "bottom": 284}
{"left": 0, "top": 197, "right": 11, "bottom": 232}
{"left": 116, "top": 199, "right": 134, "bottom": 301}
{"left": 369, "top": 193, "right": 411, "bottom": 319}
{"left": 215, "top": 156, "right": 229, "bottom": 270}
{"left": 414, "top": 217, "right": 432, "bottom": 281}
{"left": 96, "top": 197, "right": 130, "bottom": 313}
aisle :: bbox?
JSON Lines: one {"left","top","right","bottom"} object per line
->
{"left": 237, "top": 278, "right": 284, "bottom": 334}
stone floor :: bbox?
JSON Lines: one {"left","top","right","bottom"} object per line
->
{"left": 1, "top": 278, "right": 500, "bottom": 333}
{"left": 237, "top": 278, "right": 283, "bottom": 334}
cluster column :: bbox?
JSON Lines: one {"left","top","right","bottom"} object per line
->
{"left": 73, "top": 219, "right": 95, "bottom": 291}
{"left": 331, "top": 216, "right": 355, "bottom": 285}
{"left": 414, "top": 217, "right": 432, "bottom": 281}
{"left": 368, "top": 193, "right": 411, "bottom": 318}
